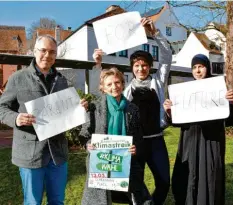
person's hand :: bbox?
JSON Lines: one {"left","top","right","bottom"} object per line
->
{"left": 80, "top": 98, "right": 88, "bottom": 111}
{"left": 87, "top": 143, "right": 95, "bottom": 151}
{"left": 141, "top": 17, "right": 157, "bottom": 36}
{"left": 226, "top": 89, "right": 233, "bottom": 103}
{"left": 129, "top": 145, "right": 136, "bottom": 156}
{"left": 92, "top": 49, "right": 104, "bottom": 68}
{"left": 163, "top": 99, "right": 173, "bottom": 117}
{"left": 16, "top": 113, "right": 36, "bottom": 126}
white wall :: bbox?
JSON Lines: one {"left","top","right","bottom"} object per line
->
{"left": 155, "top": 8, "right": 187, "bottom": 43}
{"left": 57, "top": 26, "right": 89, "bottom": 92}
{"left": 174, "top": 33, "right": 209, "bottom": 68}
{"left": 58, "top": 26, "right": 88, "bottom": 60}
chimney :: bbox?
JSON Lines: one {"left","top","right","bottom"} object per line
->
{"left": 67, "top": 27, "right": 72, "bottom": 31}
{"left": 55, "top": 25, "right": 61, "bottom": 44}
{"left": 106, "top": 5, "right": 121, "bottom": 13}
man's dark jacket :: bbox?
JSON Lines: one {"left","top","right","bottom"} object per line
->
{"left": 0, "top": 59, "right": 68, "bottom": 168}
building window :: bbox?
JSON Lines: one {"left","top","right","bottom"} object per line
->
{"left": 142, "top": 44, "right": 150, "bottom": 52}
{"left": 166, "top": 26, "right": 172, "bottom": 36}
{"left": 152, "top": 45, "right": 159, "bottom": 61}
{"left": 119, "top": 50, "right": 128, "bottom": 57}
{"left": 124, "top": 74, "right": 129, "bottom": 83}
{"left": 211, "top": 62, "right": 224, "bottom": 75}
{"left": 108, "top": 53, "right": 116, "bottom": 56}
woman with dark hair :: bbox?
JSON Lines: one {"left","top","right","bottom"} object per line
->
{"left": 163, "top": 54, "right": 233, "bottom": 205}
{"left": 123, "top": 25, "right": 172, "bottom": 205}
{"left": 81, "top": 67, "right": 153, "bottom": 205}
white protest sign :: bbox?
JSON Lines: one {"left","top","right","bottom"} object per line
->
{"left": 93, "top": 11, "right": 148, "bottom": 54}
{"left": 88, "top": 134, "right": 132, "bottom": 192}
{"left": 168, "top": 76, "right": 229, "bottom": 124}
{"left": 25, "top": 87, "right": 89, "bottom": 141}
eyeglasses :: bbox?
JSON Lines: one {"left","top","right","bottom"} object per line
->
{"left": 36, "top": 48, "right": 57, "bottom": 56}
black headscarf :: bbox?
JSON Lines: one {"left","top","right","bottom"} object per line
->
{"left": 191, "top": 54, "right": 212, "bottom": 78}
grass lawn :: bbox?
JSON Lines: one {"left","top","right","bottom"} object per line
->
{"left": 0, "top": 127, "right": 233, "bottom": 205}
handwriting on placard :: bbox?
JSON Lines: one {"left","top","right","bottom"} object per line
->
{"left": 173, "top": 90, "right": 226, "bottom": 111}
{"left": 105, "top": 20, "right": 137, "bottom": 44}
{"left": 31, "top": 96, "right": 75, "bottom": 119}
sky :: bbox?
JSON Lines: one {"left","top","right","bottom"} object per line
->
{"left": 0, "top": 1, "right": 164, "bottom": 34}
{"left": 0, "top": 1, "right": 226, "bottom": 37}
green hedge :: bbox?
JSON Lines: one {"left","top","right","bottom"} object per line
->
{"left": 0, "top": 122, "right": 11, "bottom": 130}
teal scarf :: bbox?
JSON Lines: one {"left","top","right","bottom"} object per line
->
{"left": 106, "top": 94, "right": 127, "bottom": 135}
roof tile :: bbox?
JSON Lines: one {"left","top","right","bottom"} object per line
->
{"left": 0, "top": 26, "right": 27, "bottom": 54}
{"left": 193, "top": 33, "right": 222, "bottom": 55}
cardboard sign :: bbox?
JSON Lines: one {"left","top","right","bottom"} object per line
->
{"left": 25, "top": 87, "right": 89, "bottom": 141}
{"left": 168, "top": 76, "right": 229, "bottom": 123}
{"left": 93, "top": 11, "right": 148, "bottom": 54}
{"left": 88, "top": 134, "right": 132, "bottom": 192}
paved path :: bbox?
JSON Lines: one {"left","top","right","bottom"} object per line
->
{"left": 0, "top": 130, "right": 13, "bottom": 148}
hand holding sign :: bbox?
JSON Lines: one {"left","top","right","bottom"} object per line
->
{"left": 16, "top": 113, "right": 36, "bottom": 126}
{"left": 92, "top": 49, "right": 104, "bottom": 67}
{"left": 163, "top": 99, "right": 173, "bottom": 118}
{"left": 141, "top": 17, "right": 157, "bottom": 36}
{"left": 225, "top": 89, "right": 233, "bottom": 103}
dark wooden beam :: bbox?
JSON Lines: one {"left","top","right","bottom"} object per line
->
{"left": 0, "top": 53, "right": 192, "bottom": 77}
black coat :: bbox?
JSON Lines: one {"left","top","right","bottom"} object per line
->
{"left": 172, "top": 120, "right": 225, "bottom": 205}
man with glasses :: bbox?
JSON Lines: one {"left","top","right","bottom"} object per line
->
{"left": 0, "top": 35, "right": 86, "bottom": 204}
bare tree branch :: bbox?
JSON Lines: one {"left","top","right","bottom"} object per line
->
{"left": 27, "top": 17, "right": 64, "bottom": 39}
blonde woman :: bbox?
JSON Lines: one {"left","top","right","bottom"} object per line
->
{"left": 81, "top": 67, "right": 153, "bottom": 205}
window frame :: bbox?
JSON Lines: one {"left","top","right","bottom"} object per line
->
{"left": 211, "top": 62, "right": 225, "bottom": 75}
{"left": 119, "top": 50, "right": 128, "bottom": 58}
{"left": 166, "top": 26, "right": 172, "bottom": 36}
{"left": 142, "top": 44, "right": 150, "bottom": 52}
{"left": 152, "top": 45, "right": 159, "bottom": 62}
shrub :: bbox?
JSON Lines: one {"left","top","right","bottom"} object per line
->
{"left": 226, "top": 126, "right": 233, "bottom": 137}
{"left": 0, "top": 122, "right": 11, "bottom": 130}
{"left": 77, "top": 89, "right": 97, "bottom": 103}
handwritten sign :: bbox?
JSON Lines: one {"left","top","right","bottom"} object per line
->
{"left": 168, "top": 76, "right": 229, "bottom": 123}
{"left": 25, "top": 87, "right": 89, "bottom": 141}
{"left": 88, "top": 134, "right": 132, "bottom": 192}
{"left": 93, "top": 11, "right": 148, "bottom": 54}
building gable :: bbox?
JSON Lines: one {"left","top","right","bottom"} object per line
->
{"left": 85, "top": 5, "right": 125, "bottom": 26}
{"left": 193, "top": 33, "right": 222, "bottom": 55}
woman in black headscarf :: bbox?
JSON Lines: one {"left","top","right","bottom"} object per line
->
{"left": 163, "top": 54, "right": 233, "bottom": 205}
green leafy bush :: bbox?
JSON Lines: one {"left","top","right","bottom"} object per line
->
{"left": 77, "top": 89, "right": 97, "bottom": 103}
{"left": 0, "top": 122, "right": 11, "bottom": 130}
{"left": 226, "top": 126, "right": 233, "bottom": 137}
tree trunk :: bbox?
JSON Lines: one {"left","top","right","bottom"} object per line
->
{"left": 226, "top": 1, "right": 233, "bottom": 89}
